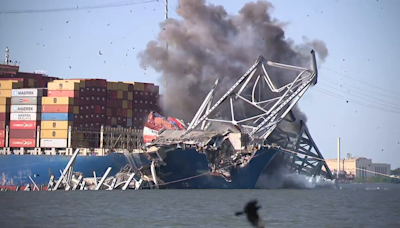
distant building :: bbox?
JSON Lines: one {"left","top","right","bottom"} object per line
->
{"left": 323, "top": 157, "right": 391, "bottom": 178}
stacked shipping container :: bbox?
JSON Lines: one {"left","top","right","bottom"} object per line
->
{"left": 0, "top": 72, "right": 59, "bottom": 88}
{"left": 106, "top": 81, "right": 133, "bottom": 127}
{"left": 0, "top": 77, "right": 161, "bottom": 148}
{"left": 0, "top": 81, "right": 22, "bottom": 147}
{"left": 75, "top": 79, "right": 107, "bottom": 129}
{"left": 130, "top": 82, "right": 160, "bottom": 128}
{"left": 41, "top": 80, "right": 80, "bottom": 148}
{"left": 104, "top": 81, "right": 159, "bottom": 128}
{"left": 9, "top": 88, "right": 44, "bottom": 148}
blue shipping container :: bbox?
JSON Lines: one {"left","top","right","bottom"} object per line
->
{"left": 41, "top": 113, "right": 74, "bottom": 121}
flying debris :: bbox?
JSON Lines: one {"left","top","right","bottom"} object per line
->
{"left": 66, "top": 21, "right": 69, "bottom": 23}
{"left": 99, "top": 51, "right": 102, "bottom": 55}
{"left": 235, "top": 200, "right": 264, "bottom": 228}
{"left": 69, "top": 66, "right": 71, "bottom": 69}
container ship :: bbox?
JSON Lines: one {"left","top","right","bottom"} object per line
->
{"left": 0, "top": 47, "right": 158, "bottom": 188}
{"left": 1, "top": 47, "right": 335, "bottom": 190}
{"left": 140, "top": 50, "right": 335, "bottom": 189}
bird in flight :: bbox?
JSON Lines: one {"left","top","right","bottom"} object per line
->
{"left": 235, "top": 200, "right": 264, "bottom": 228}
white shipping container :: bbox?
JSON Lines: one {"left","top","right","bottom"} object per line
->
{"left": 11, "top": 105, "right": 38, "bottom": 113}
{"left": 10, "top": 113, "right": 40, "bottom": 121}
{"left": 40, "top": 139, "right": 68, "bottom": 148}
{"left": 11, "top": 97, "right": 41, "bottom": 105}
{"left": 12, "top": 88, "right": 43, "bottom": 97}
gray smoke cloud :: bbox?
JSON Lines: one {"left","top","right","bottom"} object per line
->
{"left": 138, "top": 0, "right": 328, "bottom": 126}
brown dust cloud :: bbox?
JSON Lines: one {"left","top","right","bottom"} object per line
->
{"left": 138, "top": 0, "right": 328, "bottom": 129}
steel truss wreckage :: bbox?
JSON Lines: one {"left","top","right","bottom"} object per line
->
{"left": 145, "top": 50, "right": 334, "bottom": 189}
{"left": 262, "top": 119, "right": 334, "bottom": 180}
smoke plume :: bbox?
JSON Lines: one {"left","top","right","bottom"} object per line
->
{"left": 138, "top": 0, "right": 328, "bottom": 125}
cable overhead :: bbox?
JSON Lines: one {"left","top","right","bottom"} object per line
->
{"left": 0, "top": 0, "right": 157, "bottom": 14}
{"left": 321, "top": 75, "right": 398, "bottom": 101}
{"left": 318, "top": 81, "right": 400, "bottom": 111}
{"left": 308, "top": 65, "right": 400, "bottom": 114}
{"left": 313, "top": 88, "right": 400, "bottom": 115}
{"left": 322, "top": 66, "right": 399, "bottom": 96}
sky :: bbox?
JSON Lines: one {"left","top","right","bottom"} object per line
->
{"left": 0, "top": 0, "right": 400, "bottom": 168}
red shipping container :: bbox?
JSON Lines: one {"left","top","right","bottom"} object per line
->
{"left": 94, "top": 105, "right": 101, "bottom": 114}
{"left": 121, "top": 109, "right": 127, "bottom": 117}
{"left": 0, "top": 138, "right": 4, "bottom": 147}
{"left": 48, "top": 90, "right": 79, "bottom": 97}
{"left": 0, "top": 113, "right": 9, "bottom": 121}
{"left": 42, "top": 105, "right": 74, "bottom": 113}
{"left": 111, "top": 91, "right": 117, "bottom": 99}
{"left": 10, "top": 121, "right": 38, "bottom": 130}
{"left": 0, "top": 130, "right": 4, "bottom": 138}
{"left": 0, "top": 121, "right": 5, "bottom": 129}
{"left": 9, "top": 129, "right": 36, "bottom": 139}
{"left": 9, "top": 138, "right": 36, "bottom": 148}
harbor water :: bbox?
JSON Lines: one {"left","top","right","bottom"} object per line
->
{"left": 0, "top": 183, "right": 399, "bottom": 228}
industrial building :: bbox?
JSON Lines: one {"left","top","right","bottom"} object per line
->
{"left": 321, "top": 137, "right": 391, "bottom": 179}
{"left": 324, "top": 157, "right": 391, "bottom": 178}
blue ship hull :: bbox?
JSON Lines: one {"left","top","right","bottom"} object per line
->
{"left": 156, "top": 147, "right": 280, "bottom": 189}
{"left": 0, "top": 147, "right": 279, "bottom": 189}
{"left": 0, "top": 153, "right": 133, "bottom": 186}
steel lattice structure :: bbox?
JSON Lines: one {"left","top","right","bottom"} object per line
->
{"left": 185, "top": 50, "right": 318, "bottom": 142}
{"left": 181, "top": 50, "right": 334, "bottom": 181}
